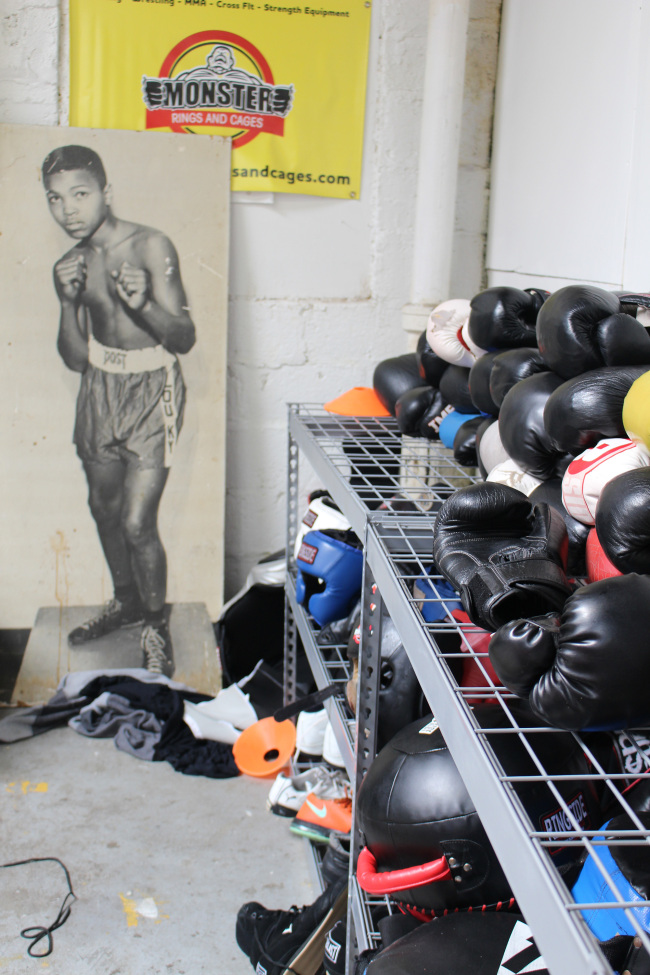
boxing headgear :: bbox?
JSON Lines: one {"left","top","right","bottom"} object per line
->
{"left": 571, "top": 812, "right": 650, "bottom": 944}
{"left": 293, "top": 494, "right": 351, "bottom": 561}
{"left": 295, "top": 529, "right": 363, "bottom": 627}
{"left": 356, "top": 703, "right": 600, "bottom": 917}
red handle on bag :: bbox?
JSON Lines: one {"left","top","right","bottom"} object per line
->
{"left": 356, "top": 846, "right": 451, "bottom": 894}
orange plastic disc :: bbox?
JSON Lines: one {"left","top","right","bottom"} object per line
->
{"left": 324, "top": 386, "right": 391, "bottom": 417}
{"left": 233, "top": 716, "right": 297, "bottom": 777}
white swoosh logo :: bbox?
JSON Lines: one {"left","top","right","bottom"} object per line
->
{"left": 305, "top": 799, "right": 327, "bottom": 818}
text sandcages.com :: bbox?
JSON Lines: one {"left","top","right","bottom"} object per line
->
{"left": 232, "top": 165, "right": 351, "bottom": 186}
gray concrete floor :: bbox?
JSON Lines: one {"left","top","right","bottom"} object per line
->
{"left": 0, "top": 721, "right": 317, "bottom": 975}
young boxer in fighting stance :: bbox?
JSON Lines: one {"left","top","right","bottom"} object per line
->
{"left": 43, "top": 145, "right": 196, "bottom": 676}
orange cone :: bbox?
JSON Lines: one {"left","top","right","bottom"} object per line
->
{"left": 324, "top": 387, "right": 390, "bottom": 417}
{"left": 233, "top": 717, "right": 296, "bottom": 777}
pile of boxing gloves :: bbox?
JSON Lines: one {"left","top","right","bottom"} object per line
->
{"left": 375, "top": 283, "right": 650, "bottom": 734}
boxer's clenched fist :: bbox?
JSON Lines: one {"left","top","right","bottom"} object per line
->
{"left": 54, "top": 253, "right": 87, "bottom": 303}
{"left": 112, "top": 261, "right": 150, "bottom": 312}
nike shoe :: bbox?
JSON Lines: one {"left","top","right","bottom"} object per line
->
{"left": 296, "top": 707, "right": 329, "bottom": 756}
{"left": 141, "top": 621, "right": 174, "bottom": 678}
{"left": 236, "top": 875, "right": 347, "bottom": 975}
{"left": 68, "top": 598, "right": 144, "bottom": 647}
{"left": 290, "top": 794, "right": 352, "bottom": 844}
{"left": 267, "top": 766, "right": 350, "bottom": 818}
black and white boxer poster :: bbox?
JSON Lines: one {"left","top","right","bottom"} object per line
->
{"left": 0, "top": 124, "right": 230, "bottom": 701}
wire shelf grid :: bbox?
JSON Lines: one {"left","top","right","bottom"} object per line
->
{"left": 287, "top": 403, "right": 650, "bottom": 975}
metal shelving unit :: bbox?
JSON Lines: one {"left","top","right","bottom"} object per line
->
{"left": 284, "top": 403, "right": 650, "bottom": 975}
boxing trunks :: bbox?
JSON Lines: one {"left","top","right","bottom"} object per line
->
{"left": 74, "top": 336, "right": 186, "bottom": 468}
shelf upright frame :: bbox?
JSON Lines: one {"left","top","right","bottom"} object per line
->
{"left": 346, "top": 553, "right": 384, "bottom": 974}
{"left": 284, "top": 405, "right": 302, "bottom": 707}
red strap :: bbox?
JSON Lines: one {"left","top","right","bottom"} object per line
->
{"left": 356, "top": 846, "right": 451, "bottom": 894}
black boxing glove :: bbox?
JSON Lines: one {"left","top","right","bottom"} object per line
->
{"left": 528, "top": 478, "right": 590, "bottom": 578}
{"left": 489, "top": 574, "right": 650, "bottom": 730}
{"left": 489, "top": 347, "right": 548, "bottom": 409}
{"left": 499, "top": 372, "right": 572, "bottom": 480}
{"left": 452, "top": 415, "right": 485, "bottom": 468}
{"left": 536, "top": 285, "right": 650, "bottom": 379}
{"left": 468, "top": 351, "right": 500, "bottom": 415}
{"left": 468, "top": 286, "right": 549, "bottom": 351}
{"left": 373, "top": 353, "right": 422, "bottom": 416}
{"left": 543, "top": 365, "right": 649, "bottom": 455}
{"left": 595, "top": 467, "right": 650, "bottom": 574}
{"left": 416, "top": 330, "right": 450, "bottom": 388}
{"left": 432, "top": 482, "right": 572, "bottom": 631}
{"left": 438, "top": 364, "right": 475, "bottom": 414}
{"left": 395, "top": 385, "right": 450, "bottom": 440}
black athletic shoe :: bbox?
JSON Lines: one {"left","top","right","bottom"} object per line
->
{"left": 236, "top": 876, "right": 347, "bottom": 975}
{"left": 321, "top": 834, "right": 350, "bottom": 888}
{"left": 323, "top": 917, "right": 346, "bottom": 975}
{"left": 141, "top": 621, "right": 174, "bottom": 677}
{"left": 68, "top": 598, "right": 144, "bottom": 647}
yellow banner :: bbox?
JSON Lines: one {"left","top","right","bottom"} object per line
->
{"left": 69, "top": 1, "right": 372, "bottom": 199}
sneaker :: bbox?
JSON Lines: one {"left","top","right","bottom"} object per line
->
{"left": 68, "top": 598, "right": 144, "bottom": 647}
{"left": 296, "top": 708, "right": 329, "bottom": 756}
{"left": 323, "top": 917, "right": 346, "bottom": 975}
{"left": 141, "top": 621, "right": 174, "bottom": 677}
{"left": 321, "top": 834, "right": 350, "bottom": 888}
{"left": 267, "top": 766, "right": 349, "bottom": 818}
{"left": 236, "top": 876, "right": 347, "bottom": 975}
{"left": 322, "top": 721, "right": 346, "bottom": 770}
{"left": 290, "top": 794, "right": 352, "bottom": 844}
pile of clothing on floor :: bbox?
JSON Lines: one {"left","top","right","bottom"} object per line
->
{"left": 0, "top": 661, "right": 292, "bottom": 780}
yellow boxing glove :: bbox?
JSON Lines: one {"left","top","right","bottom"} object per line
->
{"left": 622, "top": 369, "right": 650, "bottom": 457}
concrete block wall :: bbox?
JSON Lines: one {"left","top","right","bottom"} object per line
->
{"left": 0, "top": 0, "right": 59, "bottom": 125}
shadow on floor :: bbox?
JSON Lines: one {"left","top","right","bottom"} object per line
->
{"left": 0, "top": 629, "right": 29, "bottom": 703}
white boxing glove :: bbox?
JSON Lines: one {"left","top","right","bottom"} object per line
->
{"left": 487, "top": 458, "right": 543, "bottom": 497}
{"left": 561, "top": 437, "right": 650, "bottom": 525}
{"left": 426, "top": 298, "right": 485, "bottom": 368}
{"left": 478, "top": 419, "right": 510, "bottom": 477}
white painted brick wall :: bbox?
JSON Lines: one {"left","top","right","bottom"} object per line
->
{"left": 0, "top": 0, "right": 59, "bottom": 124}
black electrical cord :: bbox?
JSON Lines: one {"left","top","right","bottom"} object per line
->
{"left": 0, "top": 857, "right": 76, "bottom": 958}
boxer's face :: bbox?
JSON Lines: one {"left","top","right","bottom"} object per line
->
{"left": 45, "top": 169, "right": 109, "bottom": 239}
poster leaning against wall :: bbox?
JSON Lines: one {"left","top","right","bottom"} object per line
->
{"left": 69, "top": 0, "right": 372, "bottom": 200}
{"left": 0, "top": 123, "right": 230, "bottom": 700}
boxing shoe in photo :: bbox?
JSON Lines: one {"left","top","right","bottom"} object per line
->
{"left": 290, "top": 793, "right": 352, "bottom": 843}
{"left": 141, "top": 620, "right": 174, "bottom": 678}
{"left": 267, "top": 766, "right": 350, "bottom": 818}
{"left": 296, "top": 707, "right": 329, "bottom": 757}
{"left": 68, "top": 597, "right": 144, "bottom": 647}
{"left": 236, "top": 875, "right": 347, "bottom": 975}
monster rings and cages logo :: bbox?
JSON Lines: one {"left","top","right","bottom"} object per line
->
{"left": 142, "top": 31, "right": 294, "bottom": 146}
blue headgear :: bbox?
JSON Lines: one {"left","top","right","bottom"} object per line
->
{"left": 571, "top": 814, "right": 650, "bottom": 942}
{"left": 295, "top": 529, "right": 363, "bottom": 627}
